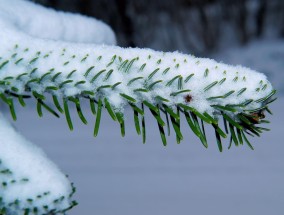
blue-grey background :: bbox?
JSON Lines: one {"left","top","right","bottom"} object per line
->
{"left": 7, "top": 1, "right": 284, "bottom": 214}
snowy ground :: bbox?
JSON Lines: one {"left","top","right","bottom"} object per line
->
{"left": 4, "top": 39, "right": 284, "bottom": 215}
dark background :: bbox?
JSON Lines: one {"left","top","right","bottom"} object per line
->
{"left": 32, "top": 0, "right": 284, "bottom": 55}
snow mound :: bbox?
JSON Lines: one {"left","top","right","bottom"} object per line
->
{"left": 0, "top": 0, "right": 116, "bottom": 45}
{"left": 0, "top": 114, "right": 76, "bottom": 214}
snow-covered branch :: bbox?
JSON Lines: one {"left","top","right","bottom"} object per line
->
{"left": 0, "top": 0, "right": 276, "bottom": 214}
{"left": 0, "top": 0, "right": 276, "bottom": 147}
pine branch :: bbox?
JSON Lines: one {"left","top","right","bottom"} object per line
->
{"left": 0, "top": 43, "right": 276, "bottom": 150}
{"left": 0, "top": 1, "right": 277, "bottom": 214}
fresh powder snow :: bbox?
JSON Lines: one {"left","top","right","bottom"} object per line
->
{"left": 0, "top": 0, "right": 276, "bottom": 214}
{"left": 0, "top": 0, "right": 273, "bottom": 114}
{"left": 0, "top": 113, "right": 75, "bottom": 214}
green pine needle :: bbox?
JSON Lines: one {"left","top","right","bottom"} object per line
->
{"left": 93, "top": 99, "right": 103, "bottom": 137}
{"left": 63, "top": 99, "right": 73, "bottom": 131}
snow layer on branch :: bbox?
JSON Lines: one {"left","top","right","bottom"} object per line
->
{"left": 0, "top": 0, "right": 116, "bottom": 45}
{"left": 0, "top": 0, "right": 274, "bottom": 115}
{"left": 0, "top": 0, "right": 276, "bottom": 213}
{"left": 0, "top": 114, "right": 74, "bottom": 214}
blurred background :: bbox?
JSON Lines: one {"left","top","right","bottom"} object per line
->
{"left": 11, "top": 0, "right": 284, "bottom": 214}
{"left": 32, "top": 0, "right": 284, "bottom": 55}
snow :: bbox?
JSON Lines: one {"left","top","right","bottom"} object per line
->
{"left": 0, "top": 113, "right": 74, "bottom": 214}
{"left": 0, "top": 0, "right": 116, "bottom": 45}
{"left": 3, "top": 38, "right": 280, "bottom": 215}
{"left": 0, "top": 0, "right": 280, "bottom": 214}
{"left": 0, "top": 0, "right": 274, "bottom": 115}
